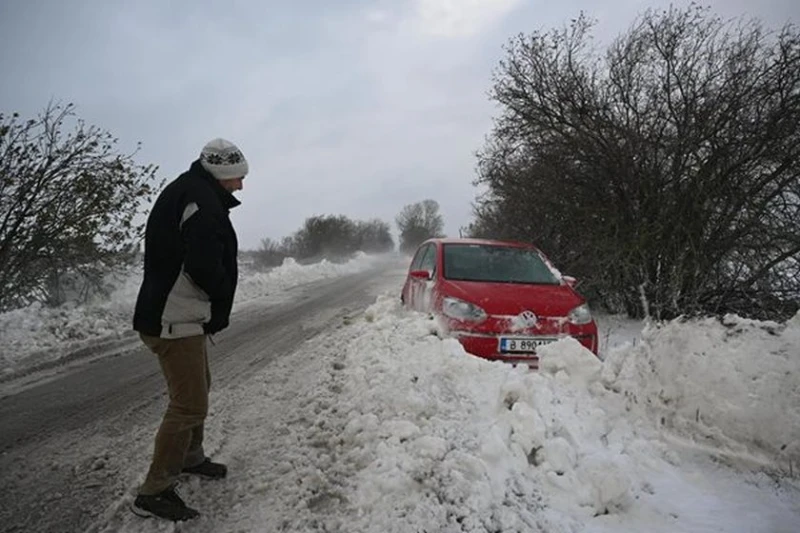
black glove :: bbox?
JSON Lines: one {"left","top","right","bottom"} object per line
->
{"left": 203, "top": 315, "right": 229, "bottom": 335}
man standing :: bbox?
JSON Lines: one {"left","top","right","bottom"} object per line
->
{"left": 131, "top": 138, "right": 247, "bottom": 521}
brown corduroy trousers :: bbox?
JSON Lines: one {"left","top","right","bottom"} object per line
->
{"left": 138, "top": 333, "right": 210, "bottom": 495}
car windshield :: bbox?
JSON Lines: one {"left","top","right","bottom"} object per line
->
{"left": 443, "top": 243, "right": 560, "bottom": 285}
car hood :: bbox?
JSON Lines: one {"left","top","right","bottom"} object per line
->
{"left": 439, "top": 279, "right": 584, "bottom": 317}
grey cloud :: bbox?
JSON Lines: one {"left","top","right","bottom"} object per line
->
{"left": 2, "top": 0, "right": 797, "bottom": 249}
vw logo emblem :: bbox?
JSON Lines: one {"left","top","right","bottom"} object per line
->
{"left": 518, "top": 310, "right": 538, "bottom": 327}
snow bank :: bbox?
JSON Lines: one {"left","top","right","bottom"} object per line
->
{"left": 329, "top": 296, "right": 652, "bottom": 531}
{"left": 603, "top": 311, "right": 800, "bottom": 467}
{"left": 236, "top": 252, "right": 381, "bottom": 305}
{"left": 316, "top": 296, "right": 799, "bottom": 532}
{"left": 0, "top": 270, "right": 141, "bottom": 376}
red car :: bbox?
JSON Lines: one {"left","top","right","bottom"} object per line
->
{"left": 401, "top": 238, "right": 598, "bottom": 368}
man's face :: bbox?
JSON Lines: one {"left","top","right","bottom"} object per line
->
{"left": 220, "top": 177, "right": 244, "bottom": 193}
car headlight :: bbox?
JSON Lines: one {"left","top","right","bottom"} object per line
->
{"left": 568, "top": 303, "right": 593, "bottom": 325}
{"left": 442, "top": 297, "right": 487, "bottom": 322}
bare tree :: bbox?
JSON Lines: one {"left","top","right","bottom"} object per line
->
{"left": 473, "top": 6, "right": 800, "bottom": 319}
{"left": 290, "top": 215, "right": 357, "bottom": 262}
{"left": 396, "top": 199, "right": 445, "bottom": 253}
{"left": 250, "top": 216, "right": 394, "bottom": 269}
{"left": 0, "top": 102, "right": 160, "bottom": 310}
{"left": 253, "top": 238, "right": 288, "bottom": 269}
{"left": 354, "top": 218, "right": 394, "bottom": 253}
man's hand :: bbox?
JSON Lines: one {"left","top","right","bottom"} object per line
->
{"left": 203, "top": 315, "right": 229, "bottom": 335}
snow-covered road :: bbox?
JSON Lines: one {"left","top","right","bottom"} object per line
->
{"left": 0, "top": 261, "right": 402, "bottom": 533}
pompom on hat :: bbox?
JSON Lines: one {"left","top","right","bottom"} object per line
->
{"left": 199, "top": 138, "right": 249, "bottom": 180}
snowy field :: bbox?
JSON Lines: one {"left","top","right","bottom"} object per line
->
{"left": 1, "top": 253, "right": 798, "bottom": 532}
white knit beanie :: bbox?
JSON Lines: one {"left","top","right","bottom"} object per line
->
{"left": 199, "top": 138, "right": 249, "bottom": 180}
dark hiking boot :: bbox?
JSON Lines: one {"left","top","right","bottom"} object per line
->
{"left": 132, "top": 485, "right": 200, "bottom": 522}
{"left": 182, "top": 458, "right": 227, "bottom": 479}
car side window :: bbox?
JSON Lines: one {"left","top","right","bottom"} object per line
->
{"left": 410, "top": 246, "right": 427, "bottom": 270}
{"left": 419, "top": 244, "right": 437, "bottom": 273}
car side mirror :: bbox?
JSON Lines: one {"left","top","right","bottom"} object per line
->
{"left": 410, "top": 269, "right": 432, "bottom": 280}
{"left": 563, "top": 275, "right": 579, "bottom": 288}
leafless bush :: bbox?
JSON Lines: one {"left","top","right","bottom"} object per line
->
{"left": 0, "top": 102, "right": 160, "bottom": 311}
{"left": 472, "top": 6, "right": 800, "bottom": 319}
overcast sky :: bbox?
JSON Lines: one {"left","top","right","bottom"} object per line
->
{"left": 2, "top": 0, "right": 798, "bottom": 249}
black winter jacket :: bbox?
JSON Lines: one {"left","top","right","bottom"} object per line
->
{"left": 133, "top": 160, "right": 240, "bottom": 338}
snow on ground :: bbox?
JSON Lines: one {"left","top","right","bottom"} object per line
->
{"left": 0, "top": 252, "right": 385, "bottom": 377}
{"left": 94, "top": 283, "right": 799, "bottom": 532}
{"left": 3, "top": 256, "right": 798, "bottom": 531}
{"left": 235, "top": 253, "right": 386, "bottom": 307}
{"left": 602, "top": 313, "right": 800, "bottom": 471}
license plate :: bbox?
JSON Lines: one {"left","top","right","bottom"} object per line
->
{"left": 499, "top": 337, "right": 556, "bottom": 353}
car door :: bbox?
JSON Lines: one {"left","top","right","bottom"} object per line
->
{"left": 411, "top": 243, "right": 437, "bottom": 312}
{"left": 403, "top": 244, "right": 428, "bottom": 307}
